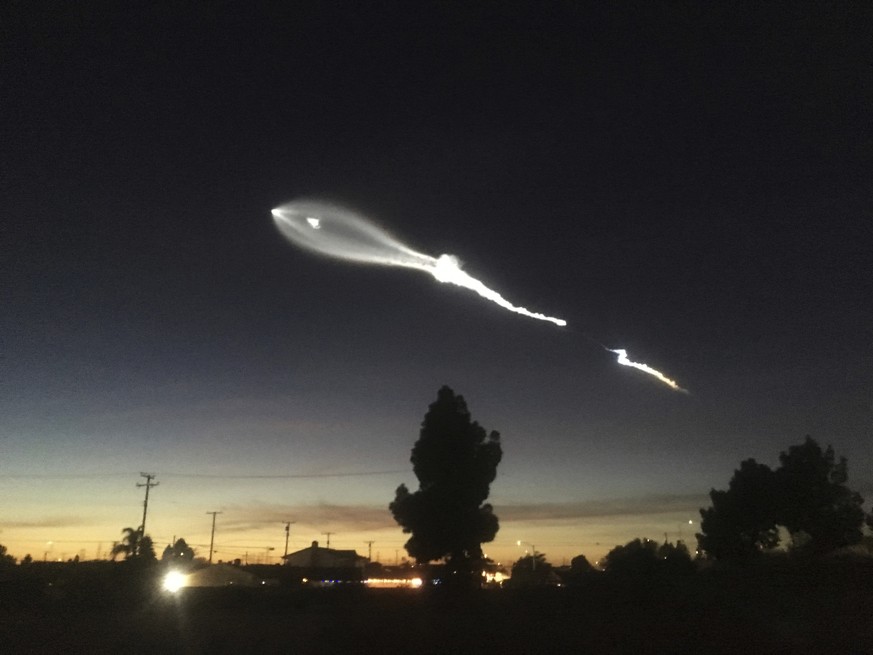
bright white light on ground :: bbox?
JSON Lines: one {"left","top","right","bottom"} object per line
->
{"left": 162, "top": 570, "right": 186, "bottom": 593}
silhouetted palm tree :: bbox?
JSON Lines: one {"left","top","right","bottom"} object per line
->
{"left": 110, "top": 527, "right": 142, "bottom": 560}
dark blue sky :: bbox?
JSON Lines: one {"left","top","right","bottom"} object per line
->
{"left": 2, "top": 3, "right": 871, "bottom": 563}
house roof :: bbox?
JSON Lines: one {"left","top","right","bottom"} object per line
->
{"left": 281, "top": 541, "right": 368, "bottom": 566}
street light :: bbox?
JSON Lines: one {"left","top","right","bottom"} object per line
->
{"left": 264, "top": 547, "right": 275, "bottom": 564}
{"left": 517, "top": 540, "right": 537, "bottom": 571}
{"left": 679, "top": 519, "right": 695, "bottom": 543}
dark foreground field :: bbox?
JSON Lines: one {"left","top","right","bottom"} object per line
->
{"left": 2, "top": 561, "right": 872, "bottom": 654}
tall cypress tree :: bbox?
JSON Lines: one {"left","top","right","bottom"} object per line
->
{"left": 390, "top": 386, "right": 502, "bottom": 575}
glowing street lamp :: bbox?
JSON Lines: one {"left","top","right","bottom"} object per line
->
{"left": 679, "top": 519, "right": 695, "bottom": 542}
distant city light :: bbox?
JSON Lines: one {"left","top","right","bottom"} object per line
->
{"left": 364, "top": 577, "right": 423, "bottom": 589}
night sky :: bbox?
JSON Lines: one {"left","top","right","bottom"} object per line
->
{"left": 3, "top": 4, "right": 871, "bottom": 565}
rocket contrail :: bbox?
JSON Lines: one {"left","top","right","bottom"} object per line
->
{"left": 271, "top": 199, "right": 688, "bottom": 392}
{"left": 607, "top": 348, "right": 687, "bottom": 393}
{"left": 271, "top": 200, "right": 566, "bottom": 326}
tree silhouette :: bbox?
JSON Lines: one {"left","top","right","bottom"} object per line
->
{"left": 0, "top": 544, "right": 15, "bottom": 566}
{"left": 390, "top": 386, "right": 502, "bottom": 578}
{"left": 570, "top": 553, "right": 595, "bottom": 574}
{"left": 110, "top": 527, "right": 156, "bottom": 561}
{"left": 510, "top": 553, "right": 553, "bottom": 587}
{"left": 776, "top": 436, "right": 865, "bottom": 554}
{"left": 657, "top": 541, "right": 695, "bottom": 575}
{"left": 559, "top": 553, "right": 597, "bottom": 587}
{"left": 601, "top": 538, "right": 694, "bottom": 576}
{"left": 162, "top": 537, "right": 195, "bottom": 562}
{"left": 698, "top": 459, "right": 781, "bottom": 561}
{"left": 602, "top": 538, "right": 660, "bottom": 575}
{"left": 697, "top": 436, "right": 865, "bottom": 560}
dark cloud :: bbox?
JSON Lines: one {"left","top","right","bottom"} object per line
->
{"left": 215, "top": 493, "right": 707, "bottom": 534}
{"left": 218, "top": 503, "right": 395, "bottom": 533}
{"left": 4, "top": 516, "right": 91, "bottom": 529}
{"left": 496, "top": 494, "right": 708, "bottom": 522}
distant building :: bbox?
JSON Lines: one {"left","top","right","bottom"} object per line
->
{"left": 282, "top": 541, "right": 368, "bottom": 570}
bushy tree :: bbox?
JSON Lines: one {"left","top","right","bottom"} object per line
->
{"left": 697, "top": 436, "right": 865, "bottom": 560}
{"left": 658, "top": 541, "right": 695, "bottom": 575}
{"left": 776, "top": 436, "right": 865, "bottom": 554}
{"left": 698, "top": 459, "right": 781, "bottom": 561}
{"left": 0, "top": 544, "right": 16, "bottom": 567}
{"left": 570, "top": 553, "right": 595, "bottom": 574}
{"left": 390, "top": 386, "right": 502, "bottom": 577}
{"left": 602, "top": 538, "right": 660, "bottom": 576}
{"left": 559, "top": 553, "right": 598, "bottom": 587}
{"left": 162, "top": 538, "right": 195, "bottom": 563}
{"left": 510, "top": 553, "right": 553, "bottom": 587}
{"left": 602, "top": 538, "right": 694, "bottom": 576}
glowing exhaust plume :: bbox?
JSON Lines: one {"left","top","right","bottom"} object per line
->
{"left": 607, "top": 348, "right": 687, "bottom": 393}
{"left": 272, "top": 200, "right": 567, "bottom": 327}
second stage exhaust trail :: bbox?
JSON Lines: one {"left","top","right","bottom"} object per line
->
{"left": 272, "top": 198, "right": 687, "bottom": 392}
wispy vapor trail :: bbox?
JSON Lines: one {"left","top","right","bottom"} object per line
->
{"left": 272, "top": 199, "right": 691, "bottom": 390}
{"left": 271, "top": 200, "right": 566, "bottom": 326}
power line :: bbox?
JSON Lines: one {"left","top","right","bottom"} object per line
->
{"left": 161, "top": 470, "right": 406, "bottom": 479}
{"left": 0, "top": 469, "right": 406, "bottom": 480}
{"left": 0, "top": 474, "right": 133, "bottom": 479}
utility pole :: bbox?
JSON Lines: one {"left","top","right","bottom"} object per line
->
{"left": 283, "top": 521, "right": 296, "bottom": 558}
{"left": 206, "top": 511, "right": 222, "bottom": 564}
{"left": 137, "top": 473, "right": 158, "bottom": 554}
{"left": 364, "top": 541, "right": 375, "bottom": 561}
{"left": 517, "top": 541, "right": 536, "bottom": 571}
{"left": 322, "top": 532, "right": 333, "bottom": 548}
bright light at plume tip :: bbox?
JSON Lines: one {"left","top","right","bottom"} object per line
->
{"left": 608, "top": 348, "right": 687, "bottom": 393}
